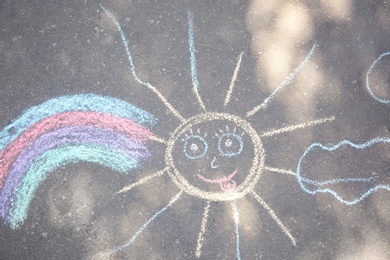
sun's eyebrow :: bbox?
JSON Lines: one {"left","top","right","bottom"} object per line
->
{"left": 216, "top": 126, "right": 245, "bottom": 137}
{"left": 215, "top": 128, "right": 224, "bottom": 137}
{"left": 182, "top": 128, "right": 206, "bottom": 141}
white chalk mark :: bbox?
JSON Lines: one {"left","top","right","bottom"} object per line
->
{"left": 251, "top": 191, "right": 296, "bottom": 246}
{"left": 195, "top": 201, "right": 211, "bottom": 258}
{"left": 96, "top": 191, "right": 183, "bottom": 258}
{"left": 100, "top": 4, "right": 185, "bottom": 122}
{"left": 116, "top": 168, "right": 167, "bottom": 194}
{"left": 187, "top": 10, "right": 207, "bottom": 112}
{"left": 232, "top": 202, "right": 241, "bottom": 260}
{"left": 224, "top": 52, "right": 244, "bottom": 107}
{"left": 264, "top": 166, "right": 296, "bottom": 176}
{"left": 148, "top": 135, "right": 168, "bottom": 144}
{"left": 260, "top": 116, "right": 335, "bottom": 137}
{"left": 246, "top": 42, "right": 317, "bottom": 118}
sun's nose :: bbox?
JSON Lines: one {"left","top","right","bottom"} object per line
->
{"left": 211, "top": 156, "right": 219, "bottom": 169}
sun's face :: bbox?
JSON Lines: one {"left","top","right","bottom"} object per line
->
{"left": 166, "top": 112, "right": 264, "bottom": 201}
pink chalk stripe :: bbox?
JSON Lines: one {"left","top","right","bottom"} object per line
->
{"left": 0, "top": 111, "right": 152, "bottom": 188}
{"left": 197, "top": 169, "right": 238, "bottom": 184}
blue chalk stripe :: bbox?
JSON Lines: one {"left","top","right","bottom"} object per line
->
{"left": 0, "top": 94, "right": 156, "bottom": 151}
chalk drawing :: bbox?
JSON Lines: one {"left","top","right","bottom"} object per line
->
{"left": 224, "top": 52, "right": 244, "bottom": 107}
{"left": 98, "top": 4, "right": 185, "bottom": 122}
{"left": 93, "top": 5, "right": 333, "bottom": 259}
{"left": 296, "top": 138, "right": 390, "bottom": 205}
{"left": 0, "top": 93, "right": 156, "bottom": 228}
{"left": 9, "top": 3, "right": 390, "bottom": 260}
{"left": 187, "top": 10, "right": 207, "bottom": 112}
{"left": 246, "top": 41, "right": 317, "bottom": 118}
{"left": 366, "top": 51, "right": 390, "bottom": 104}
{"left": 95, "top": 191, "right": 183, "bottom": 259}
{"left": 195, "top": 201, "right": 211, "bottom": 258}
{"left": 232, "top": 202, "right": 241, "bottom": 260}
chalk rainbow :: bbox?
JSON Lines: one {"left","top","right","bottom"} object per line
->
{"left": 0, "top": 94, "right": 156, "bottom": 228}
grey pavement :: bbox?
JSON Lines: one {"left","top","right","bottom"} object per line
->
{"left": 0, "top": 1, "right": 389, "bottom": 259}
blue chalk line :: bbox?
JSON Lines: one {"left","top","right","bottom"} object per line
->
{"left": 296, "top": 138, "right": 390, "bottom": 205}
{"left": 261, "top": 42, "right": 317, "bottom": 110}
{"left": 95, "top": 191, "right": 182, "bottom": 258}
{"left": 100, "top": 4, "right": 186, "bottom": 121}
{"left": 187, "top": 10, "right": 200, "bottom": 90}
{"left": 232, "top": 203, "right": 241, "bottom": 260}
{"left": 366, "top": 51, "right": 390, "bottom": 104}
{"left": 99, "top": 4, "right": 153, "bottom": 90}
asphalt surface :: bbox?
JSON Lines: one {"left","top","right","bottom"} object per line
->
{"left": 0, "top": 1, "right": 390, "bottom": 259}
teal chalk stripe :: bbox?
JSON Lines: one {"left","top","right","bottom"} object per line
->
{"left": 0, "top": 94, "right": 156, "bottom": 151}
{"left": 8, "top": 144, "right": 138, "bottom": 228}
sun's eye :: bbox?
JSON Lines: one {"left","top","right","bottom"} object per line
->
{"left": 218, "top": 133, "right": 243, "bottom": 157}
{"left": 184, "top": 135, "right": 208, "bottom": 159}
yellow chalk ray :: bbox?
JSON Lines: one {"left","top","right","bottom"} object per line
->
{"left": 224, "top": 52, "right": 244, "bottom": 107}
{"left": 264, "top": 166, "right": 296, "bottom": 176}
{"left": 260, "top": 116, "right": 335, "bottom": 138}
{"left": 116, "top": 168, "right": 167, "bottom": 194}
{"left": 251, "top": 191, "right": 296, "bottom": 246}
{"left": 195, "top": 201, "right": 211, "bottom": 258}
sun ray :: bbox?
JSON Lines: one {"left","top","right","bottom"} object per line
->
{"left": 187, "top": 10, "right": 207, "bottom": 113}
{"left": 148, "top": 135, "right": 168, "bottom": 144}
{"left": 246, "top": 42, "right": 317, "bottom": 118}
{"left": 100, "top": 4, "right": 186, "bottom": 123}
{"left": 260, "top": 116, "right": 335, "bottom": 138}
{"left": 96, "top": 190, "right": 183, "bottom": 258}
{"left": 224, "top": 52, "right": 244, "bottom": 107}
{"left": 232, "top": 202, "right": 241, "bottom": 260}
{"left": 195, "top": 201, "right": 211, "bottom": 258}
{"left": 116, "top": 168, "right": 167, "bottom": 194}
{"left": 251, "top": 191, "right": 296, "bottom": 246}
{"left": 264, "top": 166, "right": 296, "bottom": 176}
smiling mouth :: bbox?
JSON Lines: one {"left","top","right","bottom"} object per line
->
{"left": 197, "top": 169, "right": 238, "bottom": 192}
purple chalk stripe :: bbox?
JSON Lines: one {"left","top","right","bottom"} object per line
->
{"left": 0, "top": 126, "right": 149, "bottom": 218}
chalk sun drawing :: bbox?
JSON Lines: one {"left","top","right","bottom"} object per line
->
{"left": 10, "top": 4, "right": 390, "bottom": 259}
{"left": 93, "top": 5, "right": 336, "bottom": 259}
